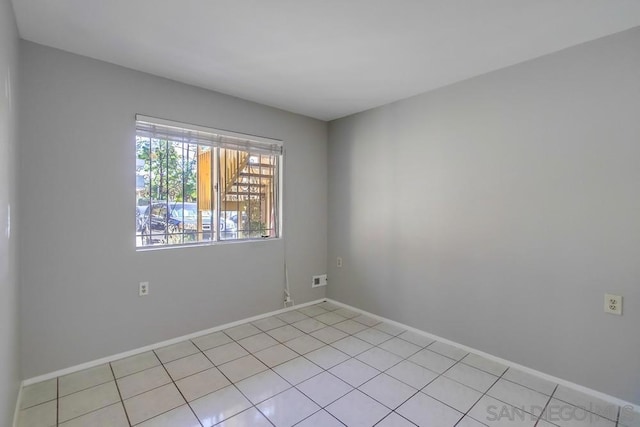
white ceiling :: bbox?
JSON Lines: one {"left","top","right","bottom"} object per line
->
{"left": 11, "top": 1, "right": 640, "bottom": 120}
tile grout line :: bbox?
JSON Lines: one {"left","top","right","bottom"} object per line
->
{"left": 377, "top": 351, "right": 473, "bottom": 425}
{"left": 161, "top": 310, "right": 531, "bottom": 427}
{"left": 35, "top": 302, "right": 607, "bottom": 427}
{"left": 452, "top": 363, "right": 509, "bottom": 426}
{"left": 548, "top": 384, "right": 619, "bottom": 425}
{"left": 535, "top": 384, "right": 559, "bottom": 427}
{"left": 286, "top": 312, "right": 431, "bottom": 424}
{"left": 196, "top": 337, "right": 277, "bottom": 427}
{"left": 36, "top": 305, "right": 431, "bottom": 426}
{"left": 108, "top": 363, "right": 133, "bottom": 427}
{"left": 152, "top": 348, "right": 205, "bottom": 427}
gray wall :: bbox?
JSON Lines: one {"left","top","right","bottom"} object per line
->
{"left": 0, "top": 0, "right": 20, "bottom": 423}
{"left": 18, "top": 41, "right": 327, "bottom": 379}
{"left": 328, "top": 27, "right": 640, "bottom": 404}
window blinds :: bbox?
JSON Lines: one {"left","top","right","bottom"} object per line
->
{"left": 135, "top": 115, "right": 283, "bottom": 155}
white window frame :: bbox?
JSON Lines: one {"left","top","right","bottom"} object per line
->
{"left": 135, "top": 115, "right": 283, "bottom": 249}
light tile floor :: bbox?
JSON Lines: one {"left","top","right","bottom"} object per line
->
{"left": 17, "top": 301, "right": 638, "bottom": 427}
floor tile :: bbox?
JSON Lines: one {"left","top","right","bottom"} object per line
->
{"left": 397, "top": 331, "right": 434, "bottom": 347}
{"left": 29, "top": 303, "right": 614, "bottom": 427}
{"left": 297, "top": 371, "right": 353, "bottom": 407}
{"left": 58, "top": 381, "right": 120, "bottom": 423}
{"left": 218, "top": 354, "right": 268, "bottom": 382}
{"left": 204, "top": 342, "right": 248, "bottom": 366}
{"left": 20, "top": 379, "right": 57, "bottom": 409}
{"left": 619, "top": 407, "right": 640, "bottom": 427}
{"left": 165, "top": 352, "right": 213, "bottom": 380}
{"left": 316, "top": 301, "right": 341, "bottom": 311}
{"left": 191, "top": 331, "right": 233, "bottom": 351}
{"left": 252, "top": 316, "right": 287, "bottom": 332}
{"left": 385, "top": 360, "right": 438, "bottom": 389}
{"left": 356, "top": 347, "right": 402, "bottom": 371}
{"left": 217, "top": 407, "right": 273, "bottom": 427}
{"left": 123, "top": 383, "right": 185, "bottom": 425}
{"left": 268, "top": 324, "right": 306, "bottom": 342}
{"left": 354, "top": 328, "right": 393, "bottom": 345}
{"left": 311, "top": 326, "right": 348, "bottom": 344}
{"left": 427, "top": 341, "right": 469, "bottom": 361}
{"left": 423, "top": 376, "right": 482, "bottom": 412}
{"left": 378, "top": 337, "right": 422, "bottom": 359}
{"left": 253, "top": 344, "right": 299, "bottom": 367}
{"left": 58, "top": 402, "right": 128, "bottom": 427}
{"left": 462, "top": 353, "right": 508, "bottom": 376}
{"left": 295, "top": 409, "right": 344, "bottom": 426}
{"left": 397, "top": 392, "right": 463, "bottom": 426}
{"left": 457, "top": 415, "right": 489, "bottom": 426}
{"left": 292, "top": 318, "right": 326, "bottom": 333}
{"left": 235, "top": 369, "right": 291, "bottom": 404}
{"left": 553, "top": 385, "right": 618, "bottom": 421}
{"left": 277, "top": 310, "right": 309, "bottom": 324}
{"left": 136, "top": 404, "right": 201, "bottom": 427}
{"left": 224, "top": 323, "right": 262, "bottom": 340}
{"left": 352, "top": 314, "right": 380, "bottom": 327}
{"left": 326, "top": 389, "right": 390, "bottom": 427}
{"left": 155, "top": 340, "right": 199, "bottom": 364}
{"left": 304, "top": 345, "right": 350, "bottom": 369}
{"left": 376, "top": 412, "right": 418, "bottom": 426}
{"left": 443, "top": 362, "right": 498, "bottom": 392}
{"left": 541, "top": 398, "right": 617, "bottom": 427}
{"left": 333, "top": 319, "right": 369, "bottom": 335}
{"left": 237, "top": 332, "right": 279, "bottom": 353}
{"left": 273, "top": 356, "right": 323, "bottom": 385}
{"left": 333, "top": 308, "right": 360, "bottom": 319}
{"left": 314, "top": 311, "right": 347, "bottom": 325}
{"left": 468, "top": 394, "right": 538, "bottom": 426}
{"left": 502, "top": 368, "right": 557, "bottom": 396}
{"left": 175, "top": 366, "right": 230, "bottom": 401}
{"left": 408, "top": 348, "right": 457, "bottom": 373}
{"left": 117, "top": 365, "right": 171, "bottom": 399}
{"left": 111, "top": 352, "right": 161, "bottom": 378}
{"left": 298, "top": 305, "right": 328, "bottom": 317}
{"left": 359, "top": 373, "right": 417, "bottom": 409}
{"left": 59, "top": 364, "right": 114, "bottom": 397}
{"left": 331, "top": 336, "right": 373, "bottom": 356}
{"left": 373, "top": 322, "right": 407, "bottom": 336}
{"left": 17, "top": 400, "right": 56, "bottom": 427}
{"left": 329, "top": 358, "right": 379, "bottom": 387}
{"left": 257, "top": 388, "right": 320, "bottom": 427}
{"left": 487, "top": 378, "right": 549, "bottom": 416}
{"left": 284, "top": 335, "right": 325, "bottom": 354}
{"left": 190, "top": 384, "right": 252, "bottom": 427}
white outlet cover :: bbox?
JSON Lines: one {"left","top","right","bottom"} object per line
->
{"left": 337, "top": 257, "right": 343, "bottom": 268}
{"left": 139, "top": 281, "right": 149, "bottom": 296}
{"left": 604, "top": 294, "right": 622, "bottom": 315}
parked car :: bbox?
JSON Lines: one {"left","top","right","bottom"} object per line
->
{"left": 138, "top": 202, "right": 236, "bottom": 245}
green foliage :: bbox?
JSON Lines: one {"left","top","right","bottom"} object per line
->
{"left": 136, "top": 137, "right": 198, "bottom": 202}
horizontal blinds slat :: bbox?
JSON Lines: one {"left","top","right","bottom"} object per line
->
{"left": 135, "top": 116, "right": 283, "bottom": 155}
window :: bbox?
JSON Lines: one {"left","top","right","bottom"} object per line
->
{"left": 135, "top": 115, "right": 282, "bottom": 248}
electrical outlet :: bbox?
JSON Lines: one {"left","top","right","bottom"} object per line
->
{"left": 312, "top": 274, "right": 327, "bottom": 288}
{"left": 139, "top": 282, "right": 149, "bottom": 296}
{"left": 604, "top": 294, "right": 622, "bottom": 315}
{"left": 337, "top": 257, "right": 343, "bottom": 268}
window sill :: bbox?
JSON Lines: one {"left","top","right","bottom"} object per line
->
{"left": 135, "top": 236, "right": 282, "bottom": 252}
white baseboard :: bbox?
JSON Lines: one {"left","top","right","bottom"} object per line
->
{"left": 12, "top": 381, "right": 23, "bottom": 427}
{"left": 19, "top": 296, "right": 638, "bottom": 415}
{"left": 324, "top": 298, "right": 639, "bottom": 413}
{"left": 22, "top": 298, "right": 325, "bottom": 387}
